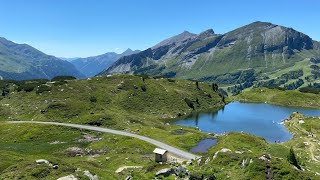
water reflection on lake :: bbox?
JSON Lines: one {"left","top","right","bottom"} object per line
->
{"left": 174, "top": 102, "right": 320, "bottom": 142}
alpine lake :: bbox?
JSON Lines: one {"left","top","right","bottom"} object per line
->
{"left": 174, "top": 102, "right": 320, "bottom": 152}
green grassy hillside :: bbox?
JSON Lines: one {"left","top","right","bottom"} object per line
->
{"left": 100, "top": 22, "right": 320, "bottom": 95}
{"left": 0, "top": 37, "right": 84, "bottom": 80}
{"left": 0, "top": 75, "right": 225, "bottom": 128}
{"left": 1, "top": 76, "right": 320, "bottom": 179}
{"left": 234, "top": 87, "right": 320, "bottom": 108}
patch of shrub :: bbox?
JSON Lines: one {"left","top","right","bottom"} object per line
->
{"left": 280, "top": 69, "right": 304, "bottom": 80}
{"left": 189, "top": 171, "right": 216, "bottom": 180}
{"left": 31, "top": 166, "right": 51, "bottom": 178}
{"left": 284, "top": 79, "right": 304, "bottom": 90}
{"left": 136, "top": 74, "right": 150, "bottom": 82}
{"left": 204, "top": 92, "right": 212, "bottom": 98}
{"left": 299, "top": 87, "right": 320, "bottom": 94}
{"left": 17, "top": 83, "right": 37, "bottom": 92}
{"left": 217, "top": 88, "right": 228, "bottom": 96}
{"left": 212, "top": 83, "right": 218, "bottom": 92}
{"left": 310, "top": 57, "right": 320, "bottom": 64}
{"left": 310, "top": 64, "right": 319, "bottom": 70}
{"left": 196, "top": 81, "right": 200, "bottom": 90}
{"left": 86, "top": 116, "right": 115, "bottom": 126}
{"left": 162, "top": 71, "right": 176, "bottom": 78}
{"left": 184, "top": 98, "right": 195, "bottom": 110}
{"left": 287, "top": 147, "right": 300, "bottom": 170}
{"left": 51, "top": 76, "right": 76, "bottom": 81}
{"left": 167, "top": 78, "right": 176, "bottom": 83}
{"left": 1, "top": 87, "right": 10, "bottom": 96}
{"left": 47, "top": 102, "right": 67, "bottom": 109}
{"left": 89, "top": 96, "right": 97, "bottom": 102}
{"left": 15, "top": 79, "right": 49, "bottom": 92}
{"left": 141, "top": 84, "right": 147, "bottom": 92}
{"left": 36, "top": 84, "right": 52, "bottom": 94}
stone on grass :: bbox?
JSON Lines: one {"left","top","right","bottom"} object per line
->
{"left": 57, "top": 174, "right": 78, "bottom": 180}
{"left": 35, "top": 159, "right": 50, "bottom": 165}
{"left": 155, "top": 168, "right": 174, "bottom": 177}
{"left": 83, "top": 170, "right": 99, "bottom": 180}
{"left": 212, "top": 148, "right": 231, "bottom": 159}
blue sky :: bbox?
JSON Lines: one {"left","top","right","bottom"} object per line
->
{"left": 0, "top": 0, "right": 319, "bottom": 57}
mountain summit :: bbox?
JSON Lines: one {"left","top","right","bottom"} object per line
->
{"left": 99, "top": 21, "right": 318, "bottom": 78}
{"left": 98, "top": 21, "right": 320, "bottom": 93}
{"left": 70, "top": 49, "right": 140, "bottom": 77}
{"left": 152, "top": 30, "right": 196, "bottom": 49}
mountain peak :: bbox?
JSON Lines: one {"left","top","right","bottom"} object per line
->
{"left": 152, "top": 30, "right": 196, "bottom": 49}
{"left": 123, "top": 48, "right": 133, "bottom": 54}
{"left": 121, "top": 48, "right": 140, "bottom": 56}
{"left": 198, "top": 29, "right": 215, "bottom": 39}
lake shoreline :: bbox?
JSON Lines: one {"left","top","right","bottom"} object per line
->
{"left": 174, "top": 102, "right": 320, "bottom": 143}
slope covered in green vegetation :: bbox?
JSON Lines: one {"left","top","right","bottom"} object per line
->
{"left": 1, "top": 76, "right": 320, "bottom": 179}
{"left": 99, "top": 21, "right": 320, "bottom": 95}
{"left": 234, "top": 87, "right": 320, "bottom": 109}
{"left": 0, "top": 75, "right": 225, "bottom": 127}
{"left": 190, "top": 113, "right": 320, "bottom": 180}
{"left": 0, "top": 37, "right": 84, "bottom": 80}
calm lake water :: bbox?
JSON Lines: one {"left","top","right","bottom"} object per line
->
{"left": 190, "top": 138, "right": 217, "bottom": 153}
{"left": 174, "top": 102, "right": 320, "bottom": 142}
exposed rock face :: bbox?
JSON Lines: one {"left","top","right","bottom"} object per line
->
{"left": 99, "top": 21, "right": 318, "bottom": 85}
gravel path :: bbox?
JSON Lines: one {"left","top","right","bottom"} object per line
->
{"left": 7, "top": 121, "right": 200, "bottom": 160}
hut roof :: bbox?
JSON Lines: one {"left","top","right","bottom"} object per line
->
{"left": 153, "top": 148, "right": 167, "bottom": 155}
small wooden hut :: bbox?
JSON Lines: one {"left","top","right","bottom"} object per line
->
{"left": 153, "top": 148, "right": 168, "bottom": 162}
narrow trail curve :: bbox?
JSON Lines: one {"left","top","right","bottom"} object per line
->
{"left": 7, "top": 121, "right": 200, "bottom": 160}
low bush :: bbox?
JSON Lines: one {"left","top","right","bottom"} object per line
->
{"left": 299, "top": 87, "right": 320, "bottom": 94}
{"left": 36, "top": 84, "right": 52, "bottom": 94}
{"left": 51, "top": 76, "right": 76, "bottom": 81}
{"left": 141, "top": 84, "right": 147, "bottom": 92}
{"left": 184, "top": 98, "right": 195, "bottom": 110}
{"left": 90, "top": 96, "right": 97, "bottom": 102}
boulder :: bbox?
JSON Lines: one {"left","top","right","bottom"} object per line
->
{"left": 213, "top": 148, "right": 231, "bottom": 159}
{"left": 259, "top": 154, "right": 271, "bottom": 162}
{"left": 155, "top": 168, "right": 174, "bottom": 177}
{"left": 205, "top": 157, "right": 210, "bottom": 164}
{"left": 176, "top": 166, "right": 187, "bottom": 175}
{"left": 65, "top": 147, "right": 84, "bottom": 157}
{"left": 83, "top": 170, "right": 99, "bottom": 180}
{"left": 57, "top": 175, "right": 78, "bottom": 180}
{"left": 35, "top": 159, "right": 50, "bottom": 165}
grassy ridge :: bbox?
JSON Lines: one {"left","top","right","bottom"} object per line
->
{"left": 0, "top": 75, "right": 224, "bottom": 128}
{"left": 234, "top": 87, "right": 320, "bottom": 109}
{"left": 0, "top": 75, "right": 223, "bottom": 179}
{"left": 1, "top": 75, "right": 320, "bottom": 179}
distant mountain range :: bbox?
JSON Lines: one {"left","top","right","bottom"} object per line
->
{"left": 1, "top": 21, "right": 319, "bottom": 91}
{"left": 0, "top": 37, "right": 84, "bottom": 80}
{"left": 69, "top": 48, "right": 140, "bottom": 78}
{"left": 99, "top": 21, "right": 320, "bottom": 93}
